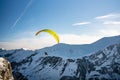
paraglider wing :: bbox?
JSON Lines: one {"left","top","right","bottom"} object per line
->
{"left": 35, "top": 29, "right": 60, "bottom": 43}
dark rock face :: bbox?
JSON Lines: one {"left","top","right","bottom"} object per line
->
{"left": 60, "top": 76, "right": 79, "bottom": 80}
{"left": 13, "top": 72, "right": 28, "bottom": 80}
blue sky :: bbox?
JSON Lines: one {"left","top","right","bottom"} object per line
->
{"left": 0, "top": 0, "right": 120, "bottom": 49}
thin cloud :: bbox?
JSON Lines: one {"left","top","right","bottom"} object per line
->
{"left": 73, "top": 22, "right": 90, "bottom": 26}
{"left": 95, "top": 13, "right": 120, "bottom": 20}
{"left": 11, "top": 0, "right": 34, "bottom": 28}
{"left": 99, "top": 29, "right": 119, "bottom": 36}
{"left": 103, "top": 21, "right": 120, "bottom": 25}
{"left": 60, "top": 34, "right": 101, "bottom": 44}
{"left": 95, "top": 14, "right": 115, "bottom": 20}
{"left": 95, "top": 13, "right": 120, "bottom": 26}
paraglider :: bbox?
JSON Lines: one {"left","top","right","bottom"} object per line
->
{"left": 35, "top": 29, "right": 60, "bottom": 43}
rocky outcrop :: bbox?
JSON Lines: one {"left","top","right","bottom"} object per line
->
{"left": 0, "top": 57, "right": 14, "bottom": 80}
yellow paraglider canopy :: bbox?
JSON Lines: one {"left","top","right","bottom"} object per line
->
{"left": 35, "top": 29, "right": 60, "bottom": 43}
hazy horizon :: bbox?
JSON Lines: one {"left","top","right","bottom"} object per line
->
{"left": 0, "top": 0, "right": 120, "bottom": 49}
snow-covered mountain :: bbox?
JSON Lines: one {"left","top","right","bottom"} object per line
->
{"left": 34, "top": 35, "right": 120, "bottom": 58}
{"left": 0, "top": 35, "right": 120, "bottom": 59}
{"left": 0, "top": 35, "right": 120, "bottom": 80}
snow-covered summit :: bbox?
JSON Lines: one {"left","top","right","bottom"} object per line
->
{"left": 0, "top": 35, "right": 120, "bottom": 58}
{"left": 1, "top": 43, "right": 119, "bottom": 80}
{"left": 35, "top": 35, "right": 120, "bottom": 58}
{"left": 0, "top": 35, "right": 120, "bottom": 80}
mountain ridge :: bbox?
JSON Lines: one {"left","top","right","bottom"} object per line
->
{"left": 6, "top": 43, "right": 120, "bottom": 80}
{"left": 0, "top": 35, "right": 120, "bottom": 80}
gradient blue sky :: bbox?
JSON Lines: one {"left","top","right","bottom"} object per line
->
{"left": 0, "top": 0, "right": 120, "bottom": 49}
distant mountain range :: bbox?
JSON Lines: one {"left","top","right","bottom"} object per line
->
{"left": 0, "top": 35, "right": 120, "bottom": 80}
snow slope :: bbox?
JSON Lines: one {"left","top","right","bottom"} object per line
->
{"left": 0, "top": 35, "right": 120, "bottom": 80}
{"left": 35, "top": 35, "right": 120, "bottom": 58}
{"left": 2, "top": 43, "right": 119, "bottom": 80}
{"left": 0, "top": 35, "right": 120, "bottom": 59}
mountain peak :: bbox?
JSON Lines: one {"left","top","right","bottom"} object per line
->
{"left": 0, "top": 35, "right": 120, "bottom": 80}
